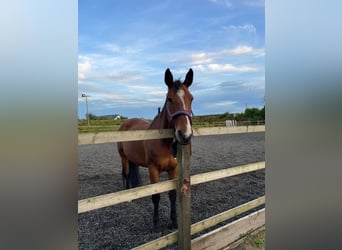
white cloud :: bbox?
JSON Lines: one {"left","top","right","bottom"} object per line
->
{"left": 189, "top": 45, "right": 264, "bottom": 64}
{"left": 101, "top": 42, "right": 142, "bottom": 55}
{"left": 242, "top": 0, "right": 264, "bottom": 7}
{"left": 230, "top": 45, "right": 253, "bottom": 55}
{"left": 101, "top": 43, "right": 122, "bottom": 53}
{"left": 211, "top": 100, "right": 237, "bottom": 107}
{"left": 102, "top": 93, "right": 128, "bottom": 102}
{"left": 194, "top": 63, "right": 258, "bottom": 73}
{"left": 78, "top": 57, "right": 92, "bottom": 83}
{"left": 191, "top": 52, "right": 213, "bottom": 64}
{"left": 127, "top": 85, "right": 165, "bottom": 98}
{"left": 107, "top": 72, "right": 143, "bottom": 83}
{"left": 243, "top": 77, "right": 265, "bottom": 90}
{"left": 226, "top": 24, "right": 257, "bottom": 33}
{"left": 209, "top": 0, "right": 233, "bottom": 8}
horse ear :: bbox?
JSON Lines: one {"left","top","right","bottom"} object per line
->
{"left": 164, "top": 68, "right": 173, "bottom": 88}
{"left": 184, "top": 68, "right": 193, "bottom": 87}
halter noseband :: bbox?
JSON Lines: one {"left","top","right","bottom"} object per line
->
{"left": 166, "top": 103, "right": 193, "bottom": 124}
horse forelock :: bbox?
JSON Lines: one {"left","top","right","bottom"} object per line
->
{"left": 173, "top": 79, "right": 182, "bottom": 91}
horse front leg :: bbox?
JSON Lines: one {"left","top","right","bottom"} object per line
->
{"left": 168, "top": 190, "right": 177, "bottom": 229}
{"left": 149, "top": 167, "right": 161, "bottom": 232}
{"left": 168, "top": 161, "right": 178, "bottom": 229}
{"left": 152, "top": 193, "right": 160, "bottom": 232}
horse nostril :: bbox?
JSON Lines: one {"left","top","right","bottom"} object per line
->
{"left": 177, "top": 130, "right": 191, "bottom": 144}
{"left": 178, "top": 130, "right": 185, "bottom": 140}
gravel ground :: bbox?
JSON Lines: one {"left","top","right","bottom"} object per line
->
{"left": 78, "top": 132, "right": 265, "bottom": 249}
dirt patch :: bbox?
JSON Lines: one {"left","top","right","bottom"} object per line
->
{"left": 78, "top": 132, "right": 265, "bottom": 249}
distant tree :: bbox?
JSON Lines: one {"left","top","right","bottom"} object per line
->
{"left": 87, "top": 113, "right": 97, "bottom": 120}
{"left": 234, "top": 112, "right": 245, "bottom": 121}
{"left": 244, "top": 107, "right": 265, "bottom": 121}
{"left": 219, "top": 112, "right": 234, "bottom": 120}
{"left": 260, "top": 106, "right": 265, "bottom": 120}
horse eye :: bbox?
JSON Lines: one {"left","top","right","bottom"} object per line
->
{"left": 167, "top": 97, "right": 172, "bottom": 102}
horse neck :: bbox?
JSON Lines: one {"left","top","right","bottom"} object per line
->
{"left": 149, "top": 104, "right": 170, "bottom": 130}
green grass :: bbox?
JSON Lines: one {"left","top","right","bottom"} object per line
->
{"left": 78, "top": 107, "right": 265, "bottom": 133}
{"left": 78, "top": 121, "right": 225, "bottom": 133}
{"left": 242, "top": 229, "right": 265, "bottom": 249}
{"left": 78, "top": 125, "right": 122, "bottom": 133}
{"left": 78, "top": 119, "right": 130, "bottom": 133}
{"left": 78, "top": 118, "right": 264, "bottom": 133}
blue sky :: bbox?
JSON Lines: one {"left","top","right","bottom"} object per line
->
{"left": 78, "top": 0, "right": 265, "bottom": 119}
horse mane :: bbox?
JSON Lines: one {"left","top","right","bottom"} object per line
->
{"left": 152, "top": 112, "right": 160, "bottom": 121}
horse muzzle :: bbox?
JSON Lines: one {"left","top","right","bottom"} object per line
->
{"left": 175, "top": 129, "right": 193, "bottom": 145}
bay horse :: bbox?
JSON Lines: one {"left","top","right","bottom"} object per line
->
{"left": 117, "top": 68, "right": 193, "bottom": 231}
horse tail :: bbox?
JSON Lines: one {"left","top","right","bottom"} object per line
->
{"left": 128, "top": 161, "right": 140, "bottom": 188}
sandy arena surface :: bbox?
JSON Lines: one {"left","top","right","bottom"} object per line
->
{"left": 78, "top": 132, "right": 265, "bottom": 249}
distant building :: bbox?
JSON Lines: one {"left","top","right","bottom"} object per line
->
{"left": 96, "top": 114, "right": 124, "bottom": 120}
{"left": 226, "top": 120, "right": 237, "bottom": 126}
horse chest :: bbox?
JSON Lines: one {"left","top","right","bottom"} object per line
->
{"left": 145, "top": 145, "right": 175, "bottom": 171}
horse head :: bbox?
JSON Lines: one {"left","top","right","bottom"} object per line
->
{"left": 164, "top": 68, "right": 194, "bottom": 145}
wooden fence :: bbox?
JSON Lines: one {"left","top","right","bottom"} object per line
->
{"left": 78, "top": 125, "right": 265, "bottom": 249}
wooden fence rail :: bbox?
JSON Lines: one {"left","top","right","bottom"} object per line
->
{"left": 78, "top": 161, "right": 265, "bottom": 214}
{"left": 133, "top": 197, "right": 265, "bottom": 250}
{"left": 78, "top": 125, "right": 265, "bottom": 145}
{"left": 78, "top": 125, "right": 265, "bottom": 249}
{"left": 192, "top": 208, "right": 265, "bottom": 250}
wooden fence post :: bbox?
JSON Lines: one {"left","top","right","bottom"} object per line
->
{"left": 176, "top": 143, "right": 191, "bottom": 249}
